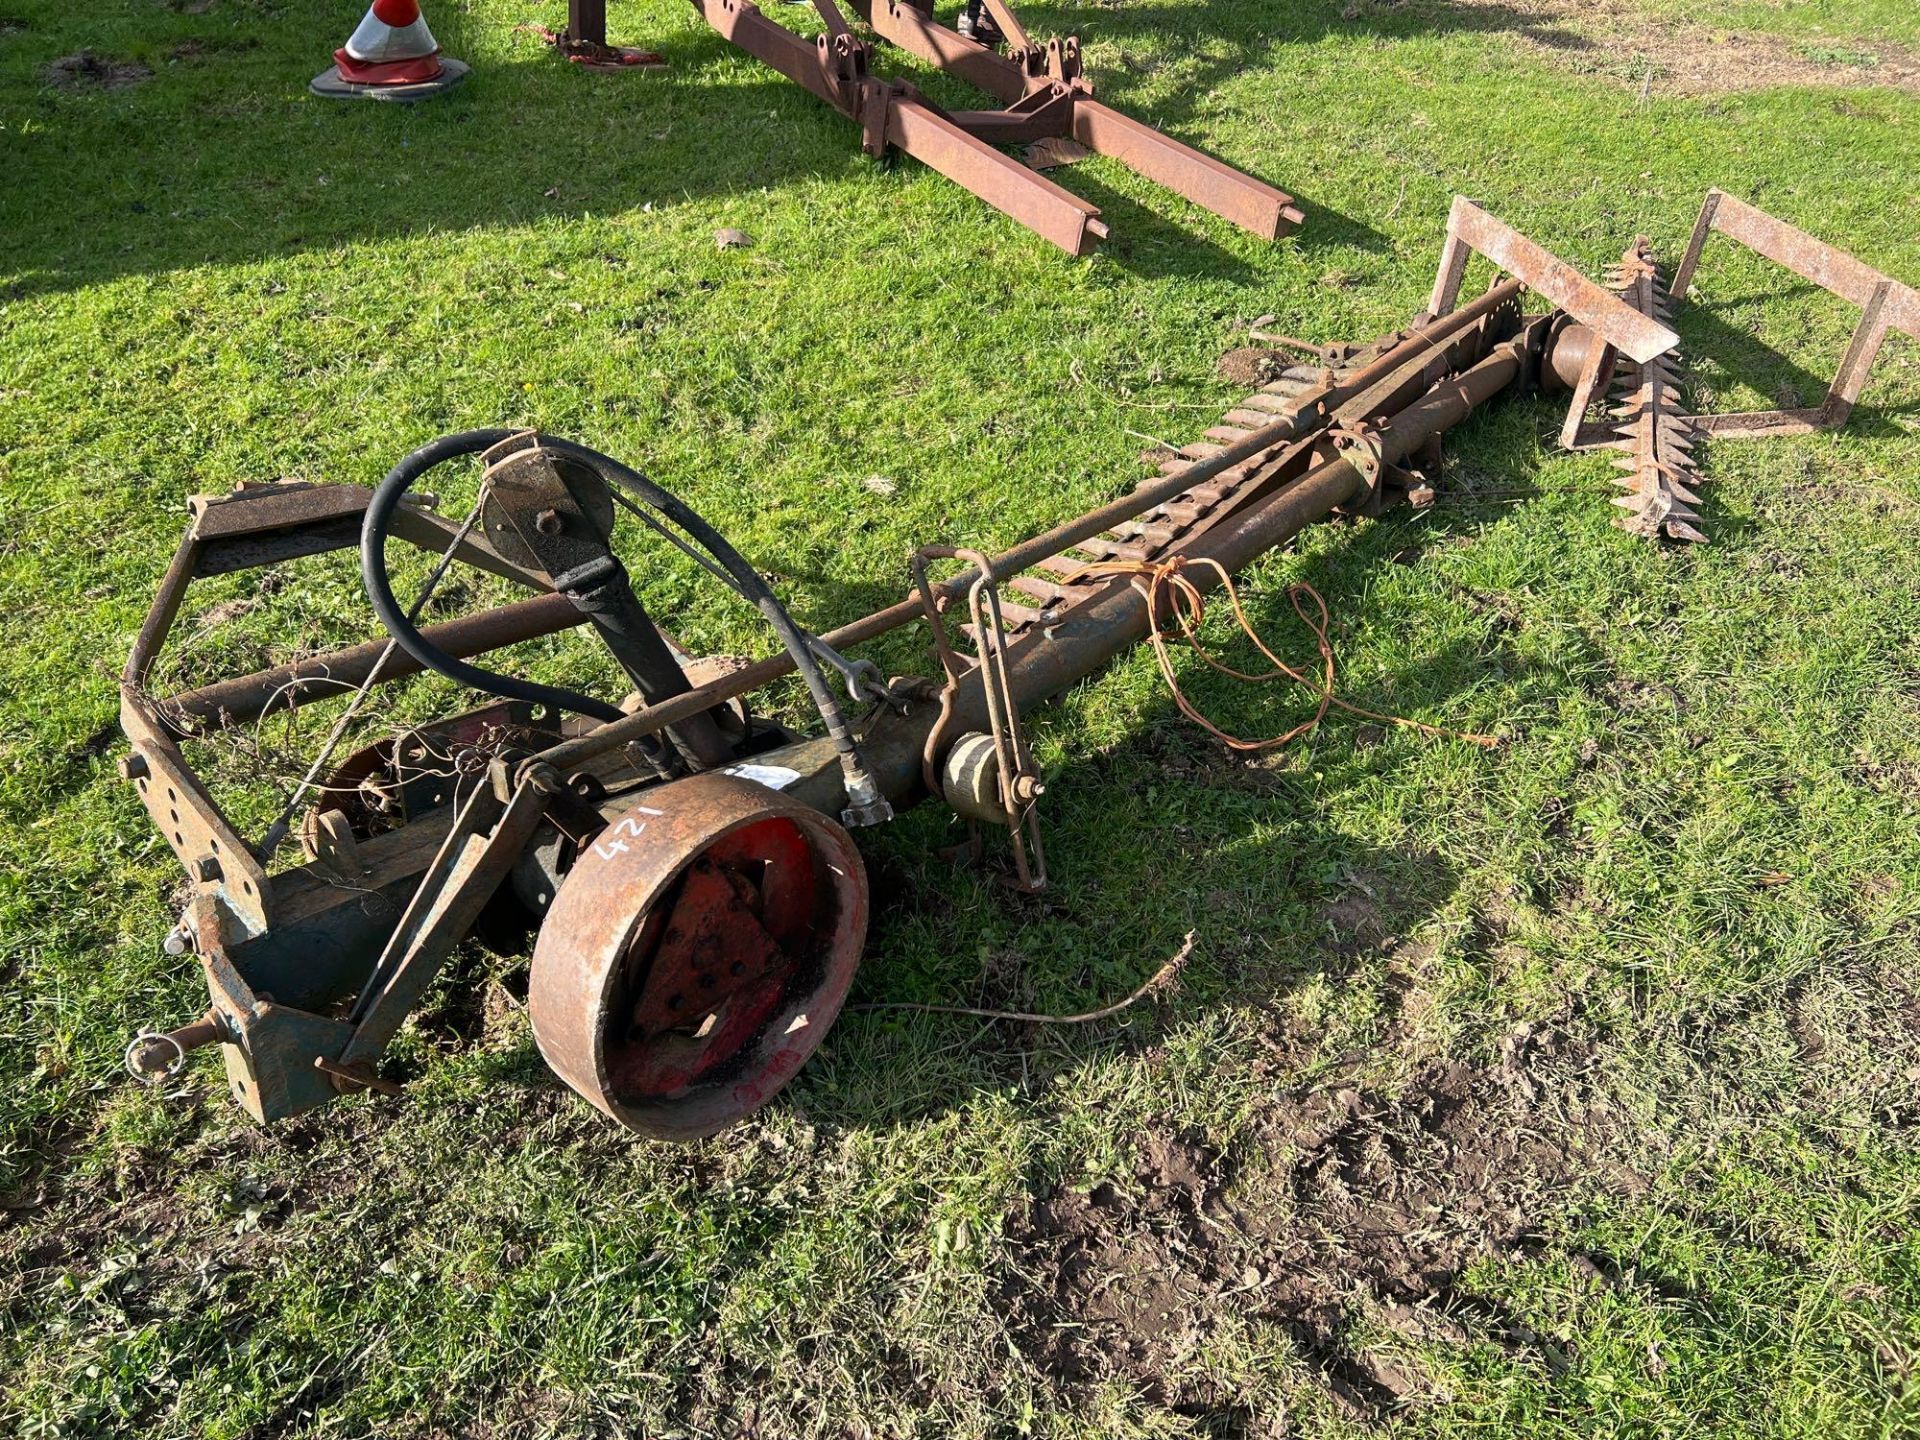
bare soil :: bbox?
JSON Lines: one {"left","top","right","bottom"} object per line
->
{"left": 1217, "top": 347, "right": 1300, "bottom": 389}
{"left": 42, "top": 50, "right": 151, "bottom": 89}
{"left": 997, "top": 1052, "right": 1627, "bottom": 1422}
{"left": 1410, "top": 0, "right": 1920, "bottom": 96}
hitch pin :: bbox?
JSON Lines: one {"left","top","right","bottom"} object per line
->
{"left": 313, "top": 1056, "right": 405, "bottom": 1097}
{"left": 125, "top": 1009, "right": 229, "bottom": 1085}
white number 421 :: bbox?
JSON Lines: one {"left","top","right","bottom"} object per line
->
{"left": 591, "top": 807, "right": 664, "bottom": 862}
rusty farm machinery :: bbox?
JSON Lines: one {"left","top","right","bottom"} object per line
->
{"left": 557, "top": 0, "right": 1301, "bottom": 253}
{"left": 119, "top": 193, "right": 1914, "bottom": 1138}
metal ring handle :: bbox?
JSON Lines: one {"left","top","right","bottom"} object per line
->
{"left": 125, "top": 1030, "right": 188, "bottom": 1086}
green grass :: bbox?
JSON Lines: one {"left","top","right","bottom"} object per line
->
{"left": 1647, "top": 0, "right": 1920, "bottom": 47}
{"left": 4, "top": 0, "right": 1920, "bottom": 1435}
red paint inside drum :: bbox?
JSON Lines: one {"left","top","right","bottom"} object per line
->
{"left": 606, "top": 817, "right": 827, "bottom": 1099}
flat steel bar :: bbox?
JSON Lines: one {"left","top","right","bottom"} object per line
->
{"left": 1825, "top": 280, "right": 1894, "bottom": 423}
{"left": 1675, "top": 189, "right": 1920, "bottom": 338}
{"left": 342, "top": 778, "right": 549, "bottom": 1060}
{"left": 979, "top": 0, "right": 1033, "bottom": 53}
{"left": 1690, "top": 409, "right": 1829, "bottom": 439}
{"left": 126, "top": 533, "right": 204, "bottom": 690}
{"left": 695, "top": 0, "right": 848, "bottom": 108}
{"left": 122, "top": 692, "right": 273, "bottom": 934}
{"left": 1668, "top": 187, "right": 1723, "bottom": 302}
{"left": 1432, "top": 197, "right": 1678, "bottom": 364}
{"left": 854, "top": 0, "right": 1027, "bottom": 103}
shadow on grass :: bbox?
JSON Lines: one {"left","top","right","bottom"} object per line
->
{"left": 1674, "top": 287, "right": 1920, "bottom": 434}
{"left": 0, "top": 0, "right": 1507, "bottom": 301}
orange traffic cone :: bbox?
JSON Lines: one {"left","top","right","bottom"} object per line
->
{"left": 311, "top": 0, "right": 469, "bottom": 101}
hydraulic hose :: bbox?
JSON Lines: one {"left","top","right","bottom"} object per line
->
{"left": 359, "top": 430, "right": 890, "bottom": 822}
{"left": 360, "top": 429, "right": 626, "bottom": 723}
{"left": 531, "top": 436, "right": 885, "bottom": 822}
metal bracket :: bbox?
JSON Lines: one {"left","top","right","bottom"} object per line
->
{"left": 911, "top": 546, "right": 1047, "bottom": 892}
{"left": 1328, "top": 421, "right": 1389, "bottom": 517}
{"left": 1427, "top": 197, "right": 1681, "bottom": 451}
{"left": 1670, "top": 188, "right": 1920, "bottom": 438}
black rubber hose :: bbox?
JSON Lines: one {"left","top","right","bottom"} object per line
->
{"left": 530, "top": 437, "right": 869, "bottom": 782}
{"left": 360, "top": 428, "right": 627, "bottom": 723}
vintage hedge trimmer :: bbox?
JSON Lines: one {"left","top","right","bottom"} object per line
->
{"left": 119, "top": 195, "right": 1911, "bottom": 1137}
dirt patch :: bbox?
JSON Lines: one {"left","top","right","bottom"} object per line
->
{"left": 999, "top": 1055, "right": 1623, "bottom": 1420}
{"left": 1216, "top": 346, "right": 1298, "bottom": 389}
{"left": 43, "top": 50, "right": 151, "bottom": 89}
{"left": 1393, "top": 0, "right": 1920, "bottom": 97}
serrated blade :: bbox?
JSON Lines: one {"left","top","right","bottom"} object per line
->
{"left": 1607, "top": 238, "right": 1708, "bottom": 543}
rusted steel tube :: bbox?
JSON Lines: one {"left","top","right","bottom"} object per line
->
{"left": 533, "top": 601, "right": 923, "bottom": 776}
{"left": 125, "top": 536, "right": 205, "bottom": 690}
{"left": 531, "top": 290, "right": 1530, "bottom": 778}
{"left": 125, "top": 1010, "right": 228, "bottom": 1081}
{"left": 167, "top": 591, "right": 588, "bottom": 728}
{"left": 957, "top": 334, "right": 1534, "bottom": 728}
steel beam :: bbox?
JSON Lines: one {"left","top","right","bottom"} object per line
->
{"left": 1071, "top": 101, "right": 1303, "bottom": 240}
{"left": 887, "top": 95, "right": 1107, "bottom": 255}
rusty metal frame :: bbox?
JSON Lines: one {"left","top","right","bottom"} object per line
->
{"left": 118, "top": 482, "right": 543, "bottom": 936}
{"left": 118, "top": 276, "right": 1563, "bottom": 1135}
{"left": 691, "top": 0, "right": 1301, "bottom": 255}
{"left": 1427, "top": 196, "right": 1680, "bottom": 451}
{"left": 1669, "top": 188, "right": 1920, "bottom": 438}
{"left": 119, "top": 480, "right": 578, "bottom": 1119}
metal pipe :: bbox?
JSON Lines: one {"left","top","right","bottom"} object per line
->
{"left": 531, "top": 288, "right": 1529, "bottom": 778}
{"left": 167, "top": 592, "right": 589, "bottom": 729}
{"left": 962, "top": 334, "right": 1534, "bottom": 727}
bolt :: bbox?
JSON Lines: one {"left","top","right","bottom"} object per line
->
{"left": 534, "top": 508, "right": 564, "bottom": 536}
{"left": 162, "top": 922, "right": 192, "bottom": 956}
{"left": 524, "top": 763, "right": 564, "bottom": 796}
{"left": 118, "top": 753, "right": 150, "bottom": 782}
{"left": 192, "top": 857, "right": 223, "bottom": 884}
{"left": 1011, "top": 775, "right": 1045, "bottom": 803}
